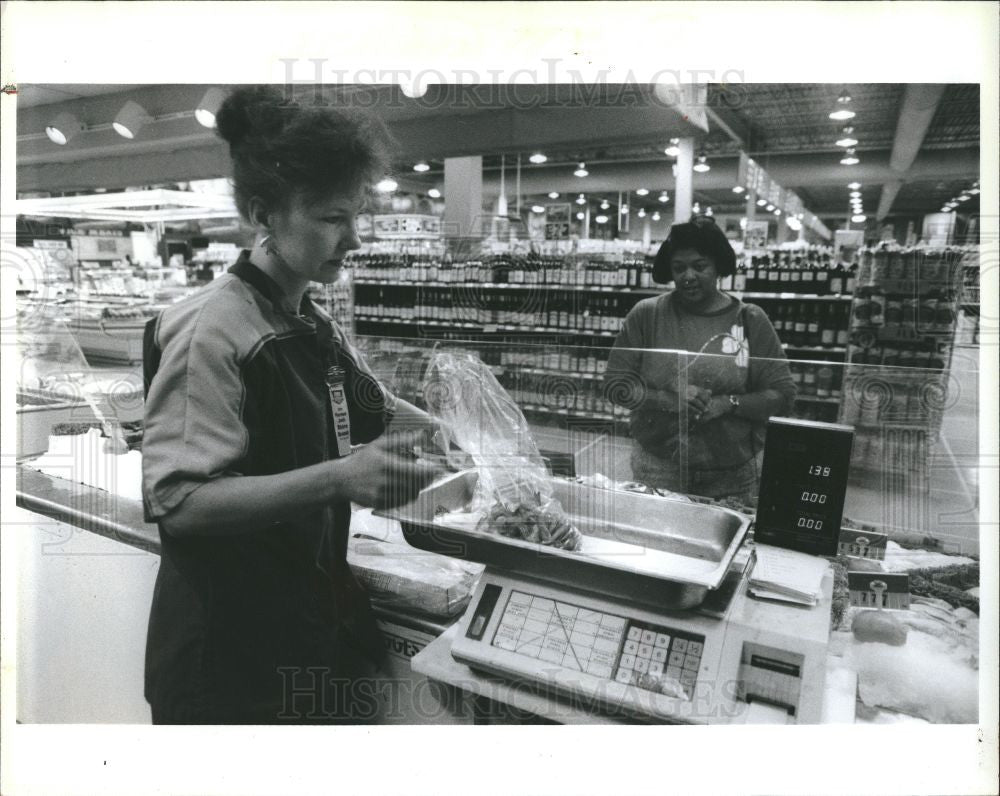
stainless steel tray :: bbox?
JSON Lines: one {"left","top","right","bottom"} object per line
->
{"left": 380, "top": 470, "right": 751, "bottom": 611}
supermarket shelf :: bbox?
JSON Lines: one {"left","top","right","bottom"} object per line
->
{"left": 782, "top": 344, "right": 847, "bottom": 354}
{"left": 505, "top": 366, "right": 606, "bottom": 381}
{"left": 354, "top": 280, "right": 854, "bottom": 302}
{"left": 355, "top": 316, "right": 619, "bottom": 337}
{"left": 795, "top": 395, "right": 841, "bottom": 404}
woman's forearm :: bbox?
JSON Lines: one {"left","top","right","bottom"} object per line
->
{"left": 732, "top": 388, "right": 791, "bottom": 422}
{"left": 159, "top": 460, "right": 345, "bottom": 537}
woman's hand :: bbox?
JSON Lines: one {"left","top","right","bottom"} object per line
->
{"left": 680, "top": 384, "right": 713, "bottom": 416}
{"left": 694, "top": 394, "right": 733, "bottom": 425}
{"left": 337, "top": 430, "right": 445, "bottom": 509}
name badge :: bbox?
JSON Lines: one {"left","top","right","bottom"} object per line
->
{"left": 325, "top": 366, "right": 352, "bottom": 457}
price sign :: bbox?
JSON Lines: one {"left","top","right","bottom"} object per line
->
{"left": 755, "top": 418, "right": 855, "bottom": 556}
{"left": 544, "top": 203, "right": 572, "bottom": 240}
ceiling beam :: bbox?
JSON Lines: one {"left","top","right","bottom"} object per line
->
{"left": 876, "top": 84, "right": 946, "bottom": 220}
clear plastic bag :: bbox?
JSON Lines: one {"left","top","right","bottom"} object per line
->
{"left": 422, "top": 350, "right": 582, "bottom": 550}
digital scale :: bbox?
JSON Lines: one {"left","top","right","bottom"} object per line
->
{"left": 385, "top": 415, "right": 856, "bottom": 724}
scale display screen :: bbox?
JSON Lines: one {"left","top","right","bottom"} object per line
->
{"left": 754, "top": 418, "right": 854, "bottom": 556}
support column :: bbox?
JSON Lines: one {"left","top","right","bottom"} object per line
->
{"left": 674, "top": 137, "right": 694, "bottom": 224}
{"left": 443, "top": 156, "right": 483, "bottom": 247}
{"left": 775, "top": 217, "right": 790, "bottom": 245}
{"left": 642, "top": 216, "right": 652, "bottom": 249}
{"left": 745, "top": 193, "right": 757, "bottom": 221}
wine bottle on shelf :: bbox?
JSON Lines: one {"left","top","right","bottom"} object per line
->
{"left": 744, "top": 257, "right": 757, "bottom": 292}
{"left": 791, "top": 303, "right": 808, "bottom": 347}
{"left": 788, "top": 256, "right": 803, "bottom": 293}
{"left": 806, "top": 303, "right": 822, "bottom": 347}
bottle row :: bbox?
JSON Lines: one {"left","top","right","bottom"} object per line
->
{"left": 789, "top": 361, "right": 843, "bottom": 399}
{"left": 857, "top": 246, "right": 969, "bottom": 288}
{"left": 841, "top": 381, "right": 947, "bottom": 428}
{"left": 354, "top": 287, "right": 637, "bottom": 333}
{"left": 851, "top": 288, "right": 959, "bottom": 331}
{"left": 850, "top": 430, "right": 932, "bottom": 473}
{"left": 346, "top": 253, "right": 655, "bottom": 288}
{"left": 494, "top": 371, "right": 627, "bottom": 420}
{"left": 735, "top": 254, "right": 857, "bottom": 295}
{"left": 846, "top": 343, "right": 949, "bottom": 369}
{"left": 755, "top": 300, "right": 850, "bottom": 349}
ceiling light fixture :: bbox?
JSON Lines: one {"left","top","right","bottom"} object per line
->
{"left": 774, "top": 209, "right": 781, "bottom": 216}
{"left": 574, "top": 162, "right": 589, "bottom": 177}
{"left": 112, "top": 100, "right": 152, "bottom": 139}
{"left": 766, "top": 203, "right": 775, "bottom": 211}
{"left": 576, "top": 193, "right": 587, "bottom": 205}
{"left": 968, "top": 187, "right": 980, "bottom": 195}
{"left": 829, "top": 91, "right": 856, "bottom": 121}
{"left": 637, "top": 208, "right": 646, "bottom": 218}
{"left": 529, "top": 153, "right": 548, "bottom": 164}
{"left": 45, "top": 111, "right": 84, "bottom": 145}
{"left": 835, "top": 126, "right": 858, "bottom": 148}
{"left": 531, "top": 205, "right": 545, "bottom": 213}
{"left": 693, "top": 154, "right": 710, "bottom": 173}
{"left": 576, "top": 211, "right": 585, "bottom": 220}
{"left": 840, "top": 148, "right": 860, "bottom": 165}
{"left": 195, "top": 87, "right": 226, "bottom": 129}
{"left": 652, "top": 211, "right": 661, "bottom": 221}
{"left": 620, "top": 204, "right": 629, "bottom": 215}
{"left": 635, "top": 188, "right": 649, "bottom": 196}
{"left": 957, "top": 194, "right": 970, "bottom": 202}
{"left": 850, "top": 191, "right": 862, "bottom": 199}
{"left": 732, "top": 185, "right": 745, "bottom": 194}
{"left": 595, "top": 214, "right": 609, "bottom": 224}
{"left": 847, "top": 182, "right": 862, "bottom": 190}
{"left": 375, "top": 177, "right": 398, "bottom": 193}
{"left": 427, "top": 188, "right": 441, "bottom": 199}
{"left": 664, "top": 139, "right": 681, "bottom": 157}
{"left": 412, "top": 161, "right": 430, "bottom": 172}
{"left": 659, "top": 192, "right": 669, "bottom": 203}
{"left": 548, "top": 191, "right": 560, "bottom": 199}
{"left": 399, "top": 80, "right": 428, "bottom": 99}
{"left": 600, "top": 199, "right": 610, "bottom": 210}
{"left": 852, "top": 214, "right": 867, "bottom": 223}
{"left": 705, "top": 207, "right": 713, "bottom": 217}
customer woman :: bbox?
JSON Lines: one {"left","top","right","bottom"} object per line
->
{"left": 141, "top": 86, "right": 442, "bottom": 724}
{"left": 606, "top": 216, "right": 795, "bottom": 504}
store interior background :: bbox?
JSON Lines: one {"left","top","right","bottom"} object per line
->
{"left": 12, "top": 83, "right": 983, "bottom": 721}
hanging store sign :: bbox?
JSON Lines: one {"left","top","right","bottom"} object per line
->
{"left": 372, "top": 214, "right": 441, "bottom": 240}
{"left": 544, "top": 204, "right": 572, "bottom": 240}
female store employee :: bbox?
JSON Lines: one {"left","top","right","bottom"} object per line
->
{"left": 141, "top": 86, "right": 442, "bottom": 724}
{"left": 606, "top": 216, "right": 795, "bottom": 504}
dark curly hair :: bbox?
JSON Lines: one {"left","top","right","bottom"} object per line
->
{"left": 215, "top": 85, "right": 392, "bottom": 221}
{"left": 652, "top": 215, "right": 737, "bottom": 283}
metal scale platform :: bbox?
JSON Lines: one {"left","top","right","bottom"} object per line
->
{"left": 385, "top": 470, "right": 835, "bottom": 724}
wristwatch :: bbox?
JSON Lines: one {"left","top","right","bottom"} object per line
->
{"left": 728, "top": 394, "right": 740, "bottom": 412}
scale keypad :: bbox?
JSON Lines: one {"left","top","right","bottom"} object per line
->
{"left": 490, "top": 590, "right": 705, "bottom": 700}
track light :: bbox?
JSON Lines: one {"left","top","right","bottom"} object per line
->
{"left": 112, "top": 100, "right": 152, "bottom": 139}
{"left": 195, "top": 87, "right": 226, "bottom": 129}
{"left": 45, "top": 111, "right": 83, "bottom": 145}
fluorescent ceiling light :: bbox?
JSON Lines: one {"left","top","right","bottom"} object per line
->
{"left": 376, "top": 177, "right": 398, "bottom": 192}
{"left": 412, "top": 161, "right": 430, "bottom": 172}
{"left": 548, "top": 191, "right": 559, "bottom": 199}
{"left": 851, "top": 214, "right": 866, "bottom": 223}
{"left": 14, "top": 189, "right": 238, "bottom": 223}
{"left": 635, "top": 188, "right": 649, "bottom": 196}
{"left": 427, "top": 188, "right": 441, "bottom": 199}
{"left": 835, "top": 126, "right": 858, "bottom": 148}
{"left": 529, "top": 153, "right": 548, "bottom": 164}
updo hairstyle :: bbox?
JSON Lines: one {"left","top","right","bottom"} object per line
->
{"left": 215, "top": 85, "right": 392, "bottom": 221}
{"left": 652, "top": 215, "right": 737, "bottom": 283}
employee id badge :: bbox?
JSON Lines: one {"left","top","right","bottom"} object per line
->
{"left": 325, "top": 365, "right": 353, "bottom": 457}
